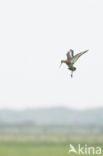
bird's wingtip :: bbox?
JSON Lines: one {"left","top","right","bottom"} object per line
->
{"left": 84, "top": 49, "right": 89, "bottom": 53}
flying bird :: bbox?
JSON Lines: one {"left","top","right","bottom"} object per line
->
{"left": 60, "top": 49, "right": 88, "bottom": 78}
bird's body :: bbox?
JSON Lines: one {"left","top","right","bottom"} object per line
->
{"left": 61, "top": 59, "right": 70, "bottom": 65}
{"left": 60, "top": 49, "right": 88, "bottom": 77}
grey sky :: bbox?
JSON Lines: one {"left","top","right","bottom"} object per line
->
{"left": 0, "top": 0, "right": 103, "bottom": 109}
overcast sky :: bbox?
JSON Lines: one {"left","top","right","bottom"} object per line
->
{"left": 0, "top": 0, "right": 103, "bottom": 109}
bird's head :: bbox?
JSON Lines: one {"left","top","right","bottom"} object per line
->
{"left": 59, "top": 60, "right": 64, "bottom": 68}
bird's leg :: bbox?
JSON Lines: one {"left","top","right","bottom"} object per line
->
{"left": 71, "top": 71, "right": 73, "bottom": 78}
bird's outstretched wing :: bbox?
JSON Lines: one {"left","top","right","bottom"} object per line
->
{"left": 71, "top": 50, "right": 88, "bottom": 65}
{"left": 66, "top": 49, "right": 74, "bottom": 60}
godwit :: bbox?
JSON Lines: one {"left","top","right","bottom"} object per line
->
{"left": 60, "top": 49, "right": 88, "bottom": 77}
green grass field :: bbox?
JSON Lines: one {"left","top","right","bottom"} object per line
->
{"left": 0, "top": 143, "right": 66, "bottom": 156}
{"left": 0, "top": 132, "right": 103, "bottom": 156}
{"left": 0, "top": 142, "right": 103, "bottom": 156}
